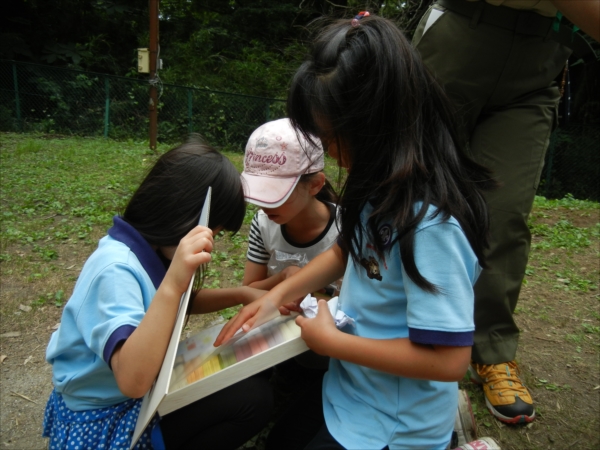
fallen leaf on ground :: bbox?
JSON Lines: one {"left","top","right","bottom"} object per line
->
{"left": 10, "top": 391, "right": 38, "bottom": 404}
{"left": 0, "top": 355, "right": 7, "bottom": 363}
{"left": 0, "top": 332, "right": 21, "bottom": 338}
{"left": 19, "top": 304, "right": 32, "bottom": 312}
{"left": 23, "top": 356, "right": 33, "bottom": 365}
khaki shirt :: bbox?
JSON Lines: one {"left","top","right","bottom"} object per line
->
{"left": 467, "top": 0, "right": 557, "bottom": 17}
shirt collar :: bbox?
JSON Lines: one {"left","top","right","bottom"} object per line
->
{"left": 107, "top": 216, "right": 166, "bottom": 289}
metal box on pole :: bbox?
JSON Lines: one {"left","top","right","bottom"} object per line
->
{"left": 137, "top": 48, "right": 150, "bottom": 73}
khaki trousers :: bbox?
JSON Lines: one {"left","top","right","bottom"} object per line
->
{"left": 413, "top": 2, "right": 571, "bottom": 364}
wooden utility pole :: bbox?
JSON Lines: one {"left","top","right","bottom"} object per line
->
{"left": 149, "top": 0, "right": 159, "bottom": 151}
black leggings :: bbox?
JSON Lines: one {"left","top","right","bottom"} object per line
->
{"left": 265, "top": 361, "right": 325, "bottom": 450}
{"left": 305, "top": 425, "right": 389, "bottom": 450}
{"left": 304, "top": 424, "right": 344, "bottom": 450}
{"left": 160, "top": 373, "right": 273, "bottom": 450}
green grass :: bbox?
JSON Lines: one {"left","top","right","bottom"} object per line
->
{"left": 526, "top": 195, "right": 599, "bottom": 298}
{"left": 532, "top": 194, "right": 600, "bottom": 210}
{"left": 529, "top": 195, "right": 600, "bottom": 249}
{"left": 2, "top": 133, "right": 600, "bottom": 450}
{"left": 2, "top": 133, "right": 597, "bottom": 281}
{"left": 1, "top": 135, "right": 153, "bottom": 253}
{"left": 0, "top": 134, "right": 247, "bottom": 255}
{"left": 0, "top": 133, "right": 340, "bottom": 323}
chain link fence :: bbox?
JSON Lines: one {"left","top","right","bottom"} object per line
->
{"left": 541, "top": 122, "right": 599, "bottom": 202}
{"left": 1, "top": 59, "right": 598, "bottom": 201}
{"left": 0, "top": 60, "right": 286, "bottom": 151}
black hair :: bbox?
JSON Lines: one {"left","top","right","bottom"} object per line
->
{"left": 299, "top": 172, "right": 339, "bottom": 204}
{"left": 288, "top": 16, "right": 496, "bottom": 293}
{"left": 123, "top": 135, "right": 245, "bottom": 246}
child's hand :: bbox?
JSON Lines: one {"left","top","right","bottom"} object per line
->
{"left": 277, "top": 266, "right": 303, "bottom": 314}
{"left": 240, "top": 286, "right": 268, "bottom": 305}
{"left": 278, "top": 297, "right": 304, "bottom": 315}
{"left": 295, "top": 299, "right": 338, "bottom": 356}
{"left": 280, "top": 265, "right": 301, "bottom": 280}
{"left": 214, "top": 296, "right": 280, "bottom": 346}
{"left": 164, "top": 226, "right": 214, "bottom": 296}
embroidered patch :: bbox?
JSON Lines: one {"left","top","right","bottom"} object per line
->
{"left": 360, "top": 256, "right": 383, "bottom": 281}
{"left": 256, "top": 137, "right": 268, "bottom": 148}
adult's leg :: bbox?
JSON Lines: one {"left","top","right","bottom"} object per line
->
{"left": 462, "top": 80, "right": 562, "bottom": 423}
{"left": 413, "top": 1, "right": 570, "bottom": 423}
{"left": 467, "top": 88, "right": 559, "bottom": 363}
{"left": 160, "top": 373, "right": 273, "bottom": 449}
{"left": 414, "top": 1, "right": 570, "bottom": 364}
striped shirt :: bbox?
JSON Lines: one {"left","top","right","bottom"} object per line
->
{"left": 246, "top": 202, "right": 339, "bottom": 273}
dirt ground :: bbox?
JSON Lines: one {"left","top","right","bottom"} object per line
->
{"left": 1, "top": 208, "right": 599, "bottom": 450}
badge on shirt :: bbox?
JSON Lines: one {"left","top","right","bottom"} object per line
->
{"left": 360, "top": 256, "right": 383, "bottom": 281}
{"left": 360, "top": 223, "right": 393, "bottom": 281}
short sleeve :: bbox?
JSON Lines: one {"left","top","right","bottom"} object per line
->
{"left": 404, "top": 221, "right": 479, "bottom": 346}
{"left": 247, "top": 213, "right": 270, "bottom": 264}
{"left": 74, "top": 262, "right": 146, "bottom": 364}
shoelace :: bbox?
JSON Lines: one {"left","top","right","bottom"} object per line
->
{"left": 476, "top": 362, "right": 530, "bottom": 397}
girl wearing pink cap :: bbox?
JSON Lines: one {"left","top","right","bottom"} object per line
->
{"left": 240, "top": 118, "right": 341, "bottom": 447}
{"left": 241, "top": 118, "right": 339, "bottom": 297}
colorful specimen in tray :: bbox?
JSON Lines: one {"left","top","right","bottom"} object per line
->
{"left": 169, "top": 315, "right": 301, "bottom": 391}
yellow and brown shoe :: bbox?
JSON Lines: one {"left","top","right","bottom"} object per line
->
{"left": 469, "top": 361, "right": 535, "bottom": 424}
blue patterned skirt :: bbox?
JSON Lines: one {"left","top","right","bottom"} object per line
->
{"left": 43, "top": 390, "right": 163, "bottom": 450}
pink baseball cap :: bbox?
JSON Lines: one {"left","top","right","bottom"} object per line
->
{"left": 241, "top": 118, "right": 324, "bottom": 208}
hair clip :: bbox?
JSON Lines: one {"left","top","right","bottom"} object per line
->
{"left": 351, "top": 11, "right": 370, "bottom": 27}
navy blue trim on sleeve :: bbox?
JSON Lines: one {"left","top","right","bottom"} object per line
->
{"left": 409, "top": 327, "right": 474, "bottom": 347}
{"left": 108, "top": 216, "right": 166, "bottom": 290}
{"left": 104, "top": 324, "right": 137, "bottom": 369}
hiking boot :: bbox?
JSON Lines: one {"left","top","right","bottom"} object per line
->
{"left": 469, "top": 361, "right": 535, "bottom": 424}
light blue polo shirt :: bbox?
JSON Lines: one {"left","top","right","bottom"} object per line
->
{"left": 323, "top": 203, "right": 480, "bottom": 449}
{"left": 46, "top": 217, "right": 166, "bottom": 411}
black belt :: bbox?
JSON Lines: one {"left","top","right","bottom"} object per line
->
{"left": 435, "top": 0, "right": 595, "bottom": 61}
{"left": 436, "top": 0, "right": 554, "bottom": 37}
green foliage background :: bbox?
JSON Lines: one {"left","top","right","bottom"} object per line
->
{"left": 1, "top": 1, "right": 433, "bottom": 97}
{"left": 1, "top": 0, "right": 598, "bottom": 199}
